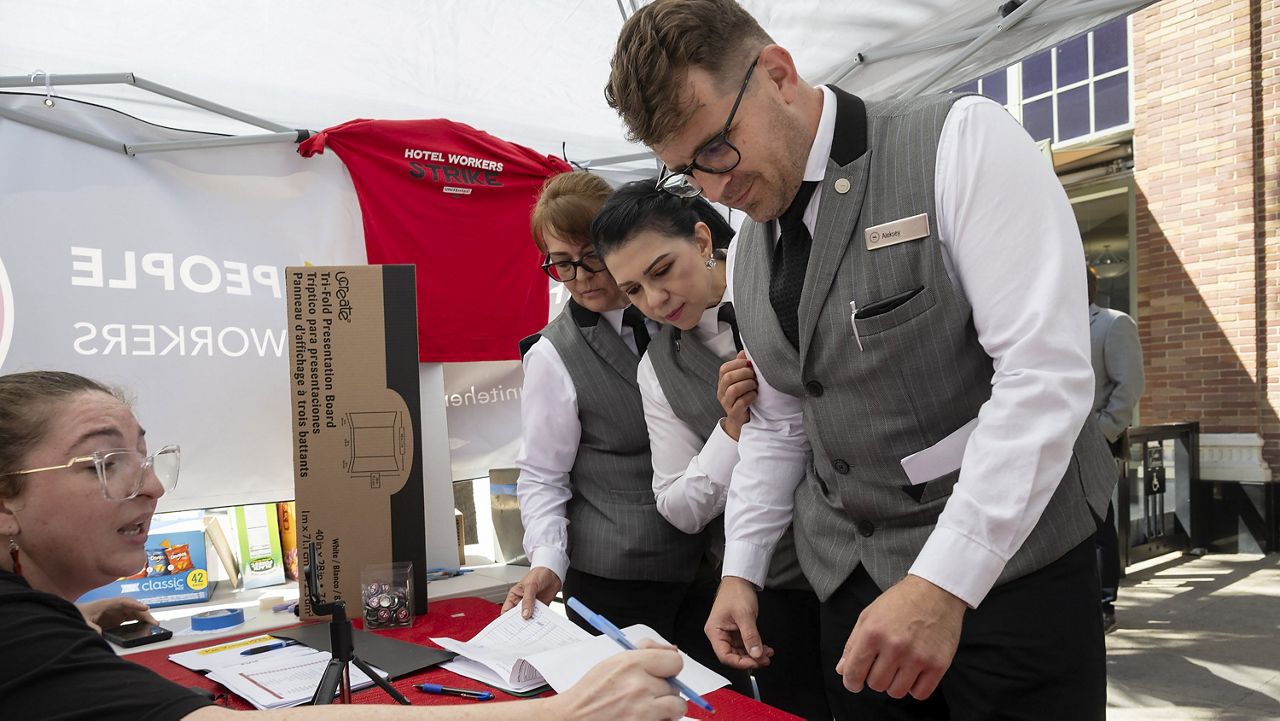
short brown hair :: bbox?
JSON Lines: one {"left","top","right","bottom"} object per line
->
{"left": 0, "top": 371, "right": 121, "bottom": 499}
{"left": 529, "top": 171, "right": 613, "bottom": 254}
{"left": 606, "top": 0, "right": 772, "bottom": 146}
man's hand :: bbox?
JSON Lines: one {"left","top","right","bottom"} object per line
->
{"left": 836, "top": 574, "right": 966, "bottom": 701}
{"left": 78, "top": 597, "right": 158, "bottom": 634}
{"left": 704, "top": 575, "right": 773, "bottom": 670}
{"left": 501, "top": 566, "right": 563, "bottom": 619}
{"left": 717, "top": 351, "right": 758, "bottom": 442}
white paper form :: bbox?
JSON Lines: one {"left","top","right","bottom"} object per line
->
{"left": 524, "top": 624, "right": 729, "bottom": 697}
{"left": 169, "top": 634, "right": 310, "bottom": 673}
{"left": 430, "top": 601, "right": 592, "bottom": 693}
{"left": 206, "top": 649, "right": 381, "bottom": 709}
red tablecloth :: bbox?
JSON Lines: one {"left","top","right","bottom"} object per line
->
{"left": 127, "top": 597, "right": 800, "bottom": 720}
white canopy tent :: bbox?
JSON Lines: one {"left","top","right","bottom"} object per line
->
{"left": 0, "top": 0, "right": 1153, "bottom": 166}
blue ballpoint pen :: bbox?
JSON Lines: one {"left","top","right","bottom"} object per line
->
{"left": 240, "top": 640, "right": 299, "bottom": 656}
{"left": 414, "top": 683, "right": 494, "bottom": 701}
{"left": 566, "top": 597, "right": 715, "bottom": 714}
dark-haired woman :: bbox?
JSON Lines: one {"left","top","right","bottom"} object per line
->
{"left": 592, "top": 181, "right": 830, "bottom": 720}
{"left": 502, "top": 172, "right": 724, "bottom": 680}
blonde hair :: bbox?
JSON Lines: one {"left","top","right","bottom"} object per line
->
{"left": 529, "top": 171, "right": 613, "bottom": 254}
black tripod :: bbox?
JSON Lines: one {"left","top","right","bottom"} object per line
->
{"left": 304, "top": 544, "right": 410, "bottom": 705}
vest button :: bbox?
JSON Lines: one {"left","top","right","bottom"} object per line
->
{"left": 805, "top": 380, "right": 824, "bottom": 397}
{"left": 857, "top": 520, "right": 876, "bottom": 537}
{"left": 833, "top": 459, "right": 850, "bottom": 474}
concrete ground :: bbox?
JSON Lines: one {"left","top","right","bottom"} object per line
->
{"left": 1107, "top": 553, "right": 1280, "bottom": 720}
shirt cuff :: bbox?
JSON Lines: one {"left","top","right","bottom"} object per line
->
{"left": 722, "top": 539, "right": 771, "bottom": 590}
{"left": 908, "top": 526, "right": 1007, "bottom": 608}
{"left": 529, "top": 548, "right": 569, "bottom": 584}
{"left": 702, "top": 420, "right": 741, "bottom": 485}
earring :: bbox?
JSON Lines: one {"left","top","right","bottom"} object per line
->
{"left": 705, "top": 257, "right": 717, "bottom": 269}
{"left": 8, "top": 538, "right": 20, "bottom": 576}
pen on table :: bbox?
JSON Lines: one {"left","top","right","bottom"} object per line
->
{"left": 240, "top": 640, "right": 299, "bottom": 656}
{"left": 566, "top": 596, "right": 714, "bottom": 714}
{"left": 414, "top": 683, "right": 494, "bottom": 701}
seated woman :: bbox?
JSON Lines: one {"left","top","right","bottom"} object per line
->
{"left": 0, "top": 370, "right": 685, "bottom": 721}
{"left": 591, "top": 182, "right": 830, "bottom": 720}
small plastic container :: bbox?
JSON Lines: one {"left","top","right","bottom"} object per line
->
{"left": 361, "top": 562, "right": 414, "bottom": 629}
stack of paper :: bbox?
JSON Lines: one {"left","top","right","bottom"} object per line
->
{"left": 169, "top": 634, "right": 386, "bottom": 709}
{"left": 430, "top": 602, "right": 729, "bottom": 699}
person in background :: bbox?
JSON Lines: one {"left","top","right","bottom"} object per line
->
{"left": 1087, "top": 265, "right": 1146, "bottom": 633}
{"left": 592, "top": 180, "right": 830, "bottom": 720}
{"left": 606, "top": 1, "right": 1117, "bottom": 718}
{"left": 0, "top": 370, "right": 685, "bottom": 721}
{"left": 502, "top": 172, "right": 716, "bottom": 674}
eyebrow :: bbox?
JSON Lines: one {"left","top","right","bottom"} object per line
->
{"left": 68, "top": 427, "right": 126, "bottom": 454}
{"left": 644, "top": 253, "right": 673, "bottom": 276}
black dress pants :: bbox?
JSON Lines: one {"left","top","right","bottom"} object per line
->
{"left": 817, "top": 538, "right": 1105, "bottom": 721}
{"left": 755, "top": 586, "right": 832, "bottom": 720}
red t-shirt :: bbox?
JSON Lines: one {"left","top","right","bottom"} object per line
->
{"left": 300, "top": 119, "right": 569, "bottom": 362}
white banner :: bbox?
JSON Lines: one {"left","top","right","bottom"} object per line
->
{"left": 0, "top": 94, "right": 366, "bottom": 512}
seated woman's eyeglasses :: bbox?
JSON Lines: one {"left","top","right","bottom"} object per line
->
{"left": 3, "top": 445, "right": 181, "bottom": 500}
{"left": 541, "top": 252, "right": 607, "bottom": 282}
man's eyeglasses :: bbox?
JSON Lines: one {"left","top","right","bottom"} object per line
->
{"left": 3, "top": 445, "right": 181, "bottom": 500}
{"left": 541, "top": 252, "right": 607, "bottom": 282}
{"left": 657, "top": 54, "right": 760, "bottom": 199}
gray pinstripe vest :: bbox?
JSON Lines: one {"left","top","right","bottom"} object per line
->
{"left": 537, "top": 300, "right": 705, "bottom": 582}
{"left": 733, "top": 88, "right": 1116, "bottom": 601}
{"left": 647, "top": 320, "right": 809, "bottom": 590}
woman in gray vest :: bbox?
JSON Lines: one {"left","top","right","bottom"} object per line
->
{"left": 502, "top": 172, "right": 717, "bottom": 673}
{"left": 591, "top": 181, "right": 830, "bottom": 720}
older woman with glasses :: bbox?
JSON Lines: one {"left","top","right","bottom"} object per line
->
{"left": 0, "top": 370, "right": 686, "bottom": 721}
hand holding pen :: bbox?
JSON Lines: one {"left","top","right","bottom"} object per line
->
{"left": 567, "top": 597, "right": 715, "bottom": 714}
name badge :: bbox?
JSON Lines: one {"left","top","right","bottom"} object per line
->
{"left": 865, "top": 213, "right": 930, "bottom": 250}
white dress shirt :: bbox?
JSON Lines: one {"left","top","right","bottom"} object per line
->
{"left": 515, "top": 306, "right": 656, "bottom": 583}
{"left": 637, "top": 293, "right": 740, "bottom": 534}
{"left": 723, "top": 89, "right": 1096, "bottom": 608}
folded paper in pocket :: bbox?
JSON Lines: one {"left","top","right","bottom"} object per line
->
{"left": 899, "top": 417, "right": 978, "bottom": 486}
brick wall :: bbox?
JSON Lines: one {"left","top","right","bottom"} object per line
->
{"left": 1132, "top": 0, "right": 1280, "bottom": 469}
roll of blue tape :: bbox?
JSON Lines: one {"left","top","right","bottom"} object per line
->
{"left": 190, "top": 607, "right": 245, "bottom": 631}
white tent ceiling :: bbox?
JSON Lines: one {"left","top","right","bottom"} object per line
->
{"left": 0, "top": 0, "right": 1151, "bottom": 166}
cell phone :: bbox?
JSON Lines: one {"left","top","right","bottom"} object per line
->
{"left": 101, "top": 620, "right": 174, "bottom": 648}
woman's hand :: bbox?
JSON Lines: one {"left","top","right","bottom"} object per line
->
{"left": 717, "top": 351, "right": 758, "bottom": 441}
{"left": 550, "top": 643, "right": 687, "bottom": 721}
{"left": 501, "top": 566, "right": 563, "bottom": 619}
{"left": 78, "top": 597, "right": 158, "bottom": 634}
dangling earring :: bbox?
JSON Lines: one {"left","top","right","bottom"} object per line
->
{"left": 8, "top": 538, "right": 20, "bottom": 577}
{"left": 705, "top": 257, "right": 717, "bottom": 269}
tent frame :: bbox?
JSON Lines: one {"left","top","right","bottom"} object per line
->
{"left": 0, "top": 72, "right": 308, "bottom": 155}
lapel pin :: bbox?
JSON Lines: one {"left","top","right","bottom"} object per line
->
{"left": 834, "top": 177, "right": 851, "bottom": 194}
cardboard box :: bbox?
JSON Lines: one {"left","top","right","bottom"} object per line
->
{"left": 78, "top": 511, "right": 214, "bottom": 608}
{"left": 286, "top": 265, "right": 428, "bottom": 618}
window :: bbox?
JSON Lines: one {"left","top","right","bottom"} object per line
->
{"left": 951, "top": 16, "right": 1132, "bottom": 146}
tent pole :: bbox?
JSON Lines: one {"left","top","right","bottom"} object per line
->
{"left": 825, "top": 0, "right": 1152, "bottom": 86}
{"left": 126, "top": 131, "right": 304, "bottom": 155}
{"left": 0, "top": 72, "right": 137, "bottom": 88}
{"left": 0, "top": 105, "right": 126, "bottom": 154}
{"left": 903, "top": 0, "right": 1054, "bottom": 97}
{"left": 130, "top": 77, "right": 290, "bottom": 132}
{"left": 581, "top": 150, "right": 654, "bottom": 167}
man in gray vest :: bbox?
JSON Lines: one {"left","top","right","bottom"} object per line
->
{"left": 1087, "top": 266, "right": 1146, "bottom": 633}
{"left": 607, "top": 1, "right": 1117, "bottom": 718}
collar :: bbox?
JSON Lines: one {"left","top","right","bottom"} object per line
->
{"left": 692, "top": 288, "right": 730, "bottom": 342}
{"left": 602, "top": 307, "right": 627, "bottom": 336}
{"left": 826, "top": 85, "right": 869, "bottom": 166}
{"left": 803, "top": 85, "right": 838, "bottom": 183}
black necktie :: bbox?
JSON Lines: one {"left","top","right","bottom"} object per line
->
{"left": 621, "top": 305, "right": 651, "bottom": 356}
{"left": 768, "top": 181, "right": 819, "bottom": 349}
{"left": 717, "top": 302, "right": 743, "bottom": 353}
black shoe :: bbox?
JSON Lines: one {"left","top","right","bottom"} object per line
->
{"left": 1102, "top": 608, "right": 1116, "bottom": 634}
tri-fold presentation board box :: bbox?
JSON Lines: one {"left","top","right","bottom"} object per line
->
{"left": 285, "top": 265, "right": 428, "bottom": 619}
